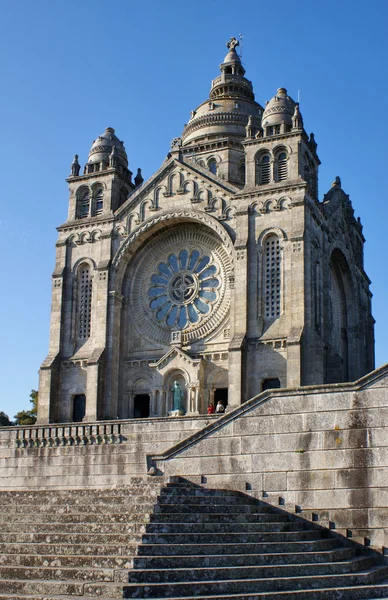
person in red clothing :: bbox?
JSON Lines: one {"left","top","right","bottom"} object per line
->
{"left": 207, "top": 403, "right": 215, "bottom": 414}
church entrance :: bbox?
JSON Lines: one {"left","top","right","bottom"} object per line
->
{"left": 73, "top": 394, "right": 86, "bottom": 422}
{"left": 133, "top": 394, "right": 150, "bottom": 419}
{"left": 214, "top": 388, "right": 228, "bottom": 408}
{"left": 262, "top": 378, "right": 281, "bottom": 391}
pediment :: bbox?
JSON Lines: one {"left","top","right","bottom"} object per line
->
{"left": 114, "top": 157, "right": 239, "bottom": 228}
{"left": 149, "top": 346, "right": 203, "bottom": 371}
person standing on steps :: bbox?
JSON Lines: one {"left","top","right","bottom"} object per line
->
{"left": 215, "top": 400, "right": 225, "bottom": 414}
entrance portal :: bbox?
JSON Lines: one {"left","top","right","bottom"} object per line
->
{"left": 262, "top": 378, "right": 281, "bottom": 391}
{"left": 73, "top": 394, "right": 86, "bottom": 422}
{"left": 214, "top": 388, "right": 228, "bottom": 408}
{"left": 133, "top": 394, "right": 150, "bottom": 418}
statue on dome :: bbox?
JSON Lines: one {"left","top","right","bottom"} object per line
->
{"left": 227, "top": 37, "right": 239, "bottom": 51}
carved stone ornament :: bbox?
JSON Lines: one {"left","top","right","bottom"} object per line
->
{"left": 171, "top": 137, "right": 182, "bottom": 148}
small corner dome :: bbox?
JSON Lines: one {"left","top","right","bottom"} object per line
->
{"left": 88, "top": 127, "right": 128, "bottom": 166}
{"left": 262, "top": 88, "right": 297, "bottom": 128}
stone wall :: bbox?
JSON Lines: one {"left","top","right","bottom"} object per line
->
{"left": 0, "top": 415, "right": 213, "bottom": 490}
{"left": 152, "top": 365, "right": 388, "bottom": 552}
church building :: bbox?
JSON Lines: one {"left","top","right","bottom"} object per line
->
{"left": 37, "top": 38, "right": 374, "bottom": 425}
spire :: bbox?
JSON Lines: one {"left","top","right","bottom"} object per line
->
{"left": 70, "top": 154, "right": 80, "bottom": 177}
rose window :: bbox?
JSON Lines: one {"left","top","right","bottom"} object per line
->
{"left": 148, "top": 249, "right": 220, "bottom": 329}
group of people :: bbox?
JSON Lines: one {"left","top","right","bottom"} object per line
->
{"left": 207, "top": 400, "right": 226, "bottom": 415}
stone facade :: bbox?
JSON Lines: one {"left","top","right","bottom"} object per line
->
{"left": 38, "top": 38, "right": 374, "bottom": 425}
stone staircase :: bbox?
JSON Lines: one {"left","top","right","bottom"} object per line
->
{"left": 127, "top": 480, "right": 388, "bottom": 600}
{"left": 0, "top": 478, "right": 165, "bottom": 599}
{"left": 0, "top": 479, "right": 388, "bottom": 599}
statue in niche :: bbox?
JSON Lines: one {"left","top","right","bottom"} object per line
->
{"left": 170, "top": 380, "right": 185, "bottom": 416}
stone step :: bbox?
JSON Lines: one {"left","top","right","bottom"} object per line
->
{"left": 0, "top": 522, "right": 146, "bottom": 534}
{"left": 145, "top": 521, "right": 306, "bottom": 534}
{"left": 0, "top": 511, "right": 150, "bottom": 524}
{"left": 157, "top": 495, "right": 257, "bottom": 505}
{"left": 137, "top": 538, "right": 339, "bottom": 556}
{"left": 0, "top": 564, "right": 128, "bottom": 583}
{"left": 0, "top": 532, "right": 142, "bottom": 545}
{"left": 159, "top": 488, "right": 247, "bottom": 497}
{"left": 0, "top": 579, "right": 125, "bottom": 598}
{"left": 0, "top": 552, "right": 134, "bottom": 569}
{"left": 0, "top": 542, "right": 138, "bottom": 556}
{"left": 128, "top": 555, "right": 377, "bottom": 584}
{"left": 118, "top": 583, "right": 388, "bottom": 600}
{"left": 0, "top": 501, "right": 155, "bottom": 514}
{"left": 0, "top": 483, "right": 163, "bottom": 500}
{"left": 149, "top": 512, "right": 291, "bottom": 523}
{"left": 121, "top": 566, "right": 388, "bottom": 597}
{"left": 133, "top": 547, "right": 356, "bottom": 569}
{"left": 155, "top": 504, "right": 276, "bottom": 514}
{"left": 140, "top": 530, "right": 321, "bottom": 545}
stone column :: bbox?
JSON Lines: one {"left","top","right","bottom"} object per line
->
{"left": 150, "top": 390, "right": 156, "bottom": 417}
{"left": 194, "top": 386, "right": 200, "bottom": 414}
{"left": 105, "top": 291, "right": 123, "bottom": 419}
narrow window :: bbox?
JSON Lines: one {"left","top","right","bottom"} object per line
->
{"left": 208, "top": 159, "right": 217, "bottom": 175}
{"left": 264, "top": 235, "right": 281, "bottom": 319}
{"left": 259, "top": 155, "right": 271, "bottom": 184}
{"left": 239, "top": 161, "right": 246, "bottom": 184}
{"left": 78, "top": 189, "right": 90, "bottom": 219}
{"left": 276, "top": 152, "right": 288, "bottom": 181}
{"left": 94, "top": 187, "right": 103, "bottom": 215}
{"left": 78, "top": 266, "right": 92, "bottom": 339}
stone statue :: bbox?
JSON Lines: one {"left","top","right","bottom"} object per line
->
{"left": 172, "top": 380, "right": 184, "bottom": 414}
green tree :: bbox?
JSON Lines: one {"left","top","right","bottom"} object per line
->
{"left": 13, "top": 390, "right": 38, "bottom": 426}
{"left": 0, "top": 411, "right": 13, "bottom": 426}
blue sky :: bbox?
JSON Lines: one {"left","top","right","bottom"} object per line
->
{"left": 0, "top": 0, "right": 387, "bottom": 419}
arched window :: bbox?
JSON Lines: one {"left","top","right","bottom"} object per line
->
{"left": 276, "top": 152, "right": 288, "bottom": 181}
{"left": 93, "top": 187, "right": 103, "bottom": 215}
{"left": 264, "top": 235, "right": 282, "bottom": 319}
{"left": 208, "top": 158, "right": 217, "bottom": 175}
{"left": 258, "top": 154, "right": 271, "bottom": 185}
{"left": 77, "top": 265, "right": 92, "bottom": 339}
{"left": 77, "top": 188, "right": 90, "bottom": 219}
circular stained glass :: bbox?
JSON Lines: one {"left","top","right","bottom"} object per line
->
{"left": 148, "top": 249, "right": 220, "bottom": 329}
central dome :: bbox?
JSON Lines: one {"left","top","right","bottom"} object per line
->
{"left": 181, "top": 39, "right": 263, "bottom": 146}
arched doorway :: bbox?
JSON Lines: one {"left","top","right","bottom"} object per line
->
{"left": 73, "top": 394, "right": 86, "bottom": 422}
{"left": 262, "top": 378, "right": 281, "bottom": 391}
{"left": 133, "top": 394, "right": 150, "bottom": 418}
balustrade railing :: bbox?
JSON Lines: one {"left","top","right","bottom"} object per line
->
{"left": 14, "top": 423, "right": 122, "bottom": 449}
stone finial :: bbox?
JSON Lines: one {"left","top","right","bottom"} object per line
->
{"left": 109, "top": 145, "right": 117, "bottom": 168}
{"left": 70, "top": 154, "right": 80, "bottom": 177}
{"left": 245, "top": 115, "right": 254, "bottom": 139}
{"left": 309, "top": 132, "right": 317, "bottom": 153}
{"left": 331, "top": 176, "right": 342, "bottom": 188}
{"left": 227, "top": 37, "right": 239, "bottom": 51}
{"left": 292, "top": 103, "right": 303, "bottom": 130}
{"left": 134, "top": 168, "right": 144, "bottom": 187}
